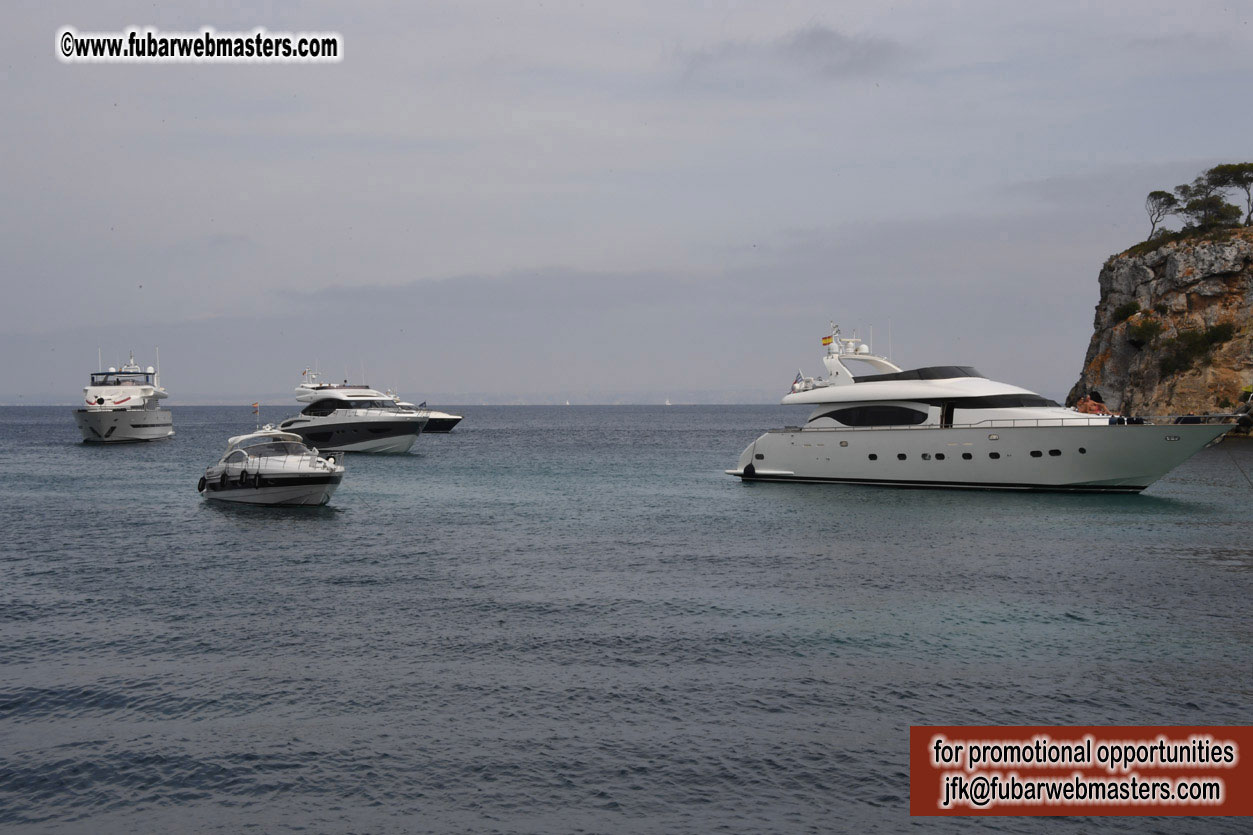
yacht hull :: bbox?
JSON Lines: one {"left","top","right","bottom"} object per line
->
{"left": 728, "top": 423, "right": 1231, "bottom": 492}
{"left": 201, "top": 473, "right": 342, "bottom": 506}
{"left": 422, "top": 412, "right": 462, "bottom": 433}
{"left": 279, "top": 419, "right": 421, "bottom": 453}
{"left": 75, "top": 408, "right": 174, "bottom": 443}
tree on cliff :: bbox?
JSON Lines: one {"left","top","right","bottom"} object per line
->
{"left": 1173, "top": 175, "right": 1242, "bottom": 230}
{"left": 1145, "top": 190, "right": 1177, "bottom": 237}
{"left": 1207, "top": 162, "right": 1253, "bottom": 226}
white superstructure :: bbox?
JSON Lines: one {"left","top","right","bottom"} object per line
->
{"left": 727, "top": 324, "right": 1238, "bottom": 493}
{"left": 74, "top": 351, "right": 174, "bottom": 443}
{"left": 198, "top": 429, "right": 345, "bottom": 506}
{"left": 276, "top": 371, "right": 428, "bottom": 453}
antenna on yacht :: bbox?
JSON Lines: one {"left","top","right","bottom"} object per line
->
{"left": 97, "top": 347, "right": 102, "bottom": 372}
{"left": 155, "top": 346, "right": 160, "bottom": 386}
{"left": 888, "top": 318, "right": 893, "bottom": 361}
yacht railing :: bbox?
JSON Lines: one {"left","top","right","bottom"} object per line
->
{"left": 332, "top": 407, "right": 420, "bottom": 417}
{"left": 766, "top": 415, "right": 1239, "bottom": 433}
{"left": 239, "top": 452, "right": 344, "bottom": 471}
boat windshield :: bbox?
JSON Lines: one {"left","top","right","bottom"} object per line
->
{"left": 89, "top": 372, "right": 153, "bottom": 386}
{"left": 239, "top": 441, "right": 310, "bottom": 457}
{"left": 853, "top": 366, "right": 983, "bottom": 383}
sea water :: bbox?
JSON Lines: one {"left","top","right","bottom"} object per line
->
{"left": 1, "top": 406, "right": 1250, "bottom": 833}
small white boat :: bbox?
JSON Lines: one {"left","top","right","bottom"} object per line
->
{"left": 198, "top": 430, "right": 345, "bottom": 506}
{"left": 74, "top": 351, "right": 173, "bottom": 443}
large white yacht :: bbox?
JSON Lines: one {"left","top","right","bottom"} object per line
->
{"left": 74, "top": 351, "right": 174, "bottom": 443}
{"left": 198, "top": 430, "right": 345, "bottom": 506}
{"left": 727, "top": 324, "right": 1239, "bottom": 493}
{"left": 276, "top": 371, "right": 428, "bottom": 453}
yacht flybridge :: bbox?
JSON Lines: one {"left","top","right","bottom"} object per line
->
{"left": 727, "top": 324, "right": 1239, "bottom": 493}
{"left": 276, "top": 371, "right": 428, "bottom": 453}
{"left": 74, "top": 351, "right": 174, "bottom": 443}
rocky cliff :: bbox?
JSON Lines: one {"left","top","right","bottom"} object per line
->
{"left": 1068, "top": 227, "right": 1253, "bottom": 415}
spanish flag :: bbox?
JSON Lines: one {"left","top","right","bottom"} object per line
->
{"left": 821, "top": 335, "right": 834, "bottom": 346}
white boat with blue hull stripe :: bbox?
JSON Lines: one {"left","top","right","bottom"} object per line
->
{"left": 728, "top": 324, "right": 1243, "bottom": 493}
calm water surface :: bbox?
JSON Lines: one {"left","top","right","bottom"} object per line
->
{"left": 1, "top": 406, "right": 1250, "bottom": 833}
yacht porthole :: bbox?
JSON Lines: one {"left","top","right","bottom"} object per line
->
{"left": 961, "top": 452, "right": 972, "bottom": 460}
{"left": 868, "top": 454, "right": 878, "bottom": 461}
{"left": 1078, "top": 447, "right": 1087, "bottom": 454}
{"left": 1048, "top": 449, "right": 1061, "bottom": 456}
{"left": 921, "top": 453, "right": 931, "bottom": 461}
{"left": 754, "top": 453, "right": 764, "bottom": 460}
{"left": 897, "top": 453, "right": 907, "bottom": 460}
{"left": 989, "top": 452, "right": 1001, "bottom": 460}
{"left": 1030, "top": 450, "right": 1043, "bottom": 458}
{"left": 935, "top": 453, "right": 945, "bottom": 461}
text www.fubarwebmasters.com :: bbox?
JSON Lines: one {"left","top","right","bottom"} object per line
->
{"left": 58, "top": 28, "right": 342, "bottom": 63}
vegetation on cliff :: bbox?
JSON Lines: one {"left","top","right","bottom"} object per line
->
{"left": 1130, "top": 163, "right": 1253, "bottom": 259}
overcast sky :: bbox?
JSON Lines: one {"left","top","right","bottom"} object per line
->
{"left": 4, "top": 1, "right": 1252, "bottom": 404}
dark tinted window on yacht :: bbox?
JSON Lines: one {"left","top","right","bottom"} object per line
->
{"left": 853, "top": 366, "right": 983, "bottom": 383}
{"left": 344, "top": 399, "right": 397, "bottom": 409}
{"left": 302, "top": 400, "right": 341, "bottom": 417}
{"left": 947, "top": 394, "right": 1060, "bottom": 409}
{"left": 817, "top": 405, "right": 928, "bottom": 427}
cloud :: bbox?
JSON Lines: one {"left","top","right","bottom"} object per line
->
{"left": 680, "top": 23, "right": 907, "bottom": 91}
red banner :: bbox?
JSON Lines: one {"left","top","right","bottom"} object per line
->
{"left": 910, "top": 726, "right": 1253, "bottom": 816}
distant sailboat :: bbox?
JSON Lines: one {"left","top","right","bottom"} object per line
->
{"left": 664, "top": 398, "right": 672, "bottom": 406}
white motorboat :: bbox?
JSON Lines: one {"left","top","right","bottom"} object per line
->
{"left": 74, "top": 351, "right": 174, "bottom": 443}
{"left": 198, "top": 430, "right": 345, "bottom": 506}
{"left": 389, "top": 393, "right": 462, "bottom": 433}
{"left": 276, "top": 371, "right": 428, "bottom": 453}
{"left": 728, "top": 324, "right": 1241, "bottom": 493}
